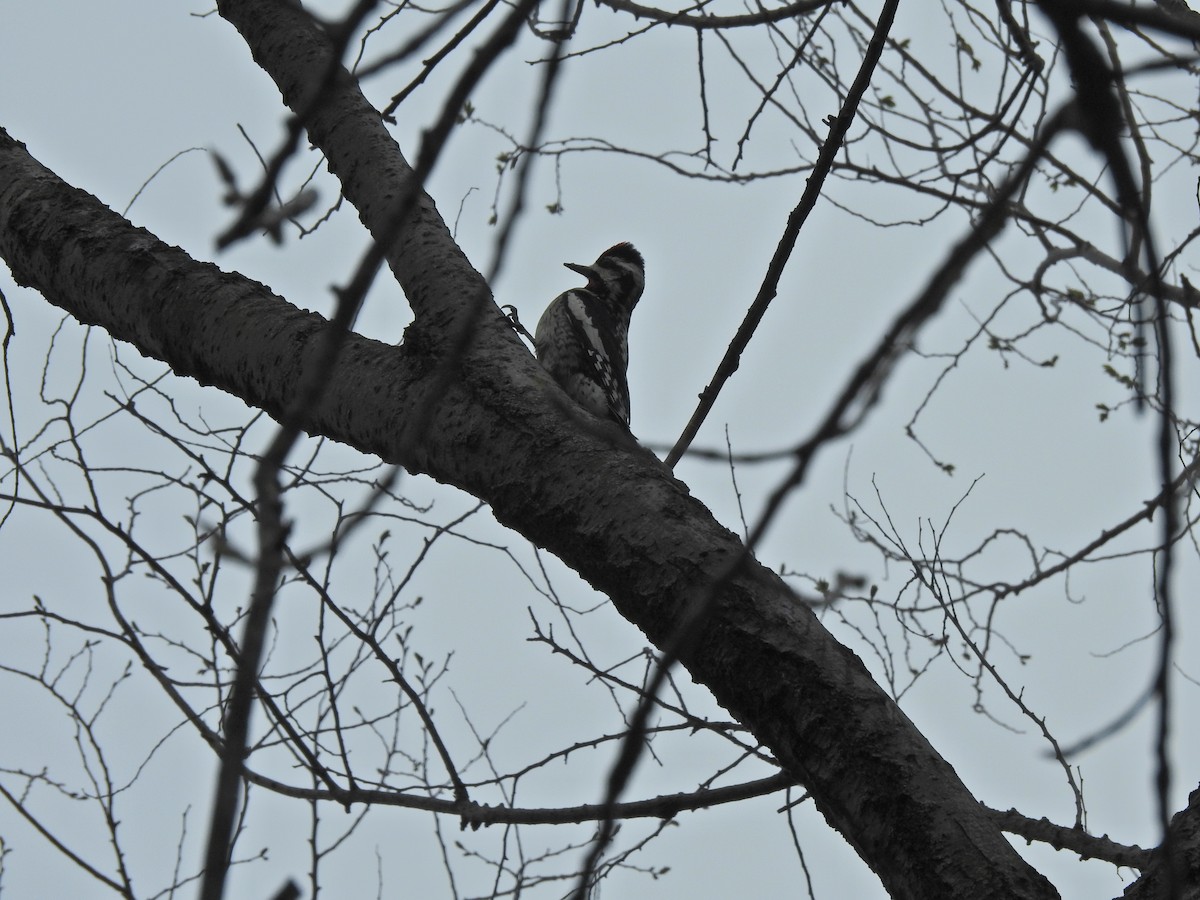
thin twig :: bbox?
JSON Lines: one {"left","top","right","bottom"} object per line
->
{"left": 666, "top": 0, "right": 899, "bottom": 469}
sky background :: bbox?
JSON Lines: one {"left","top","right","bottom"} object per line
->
{"left": 1, "top": 1, "right": 1197, "bottom": 898}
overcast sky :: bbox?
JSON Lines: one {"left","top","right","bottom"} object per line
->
{"left": 2, "top": 2, "right": 1198, "bottom": 898}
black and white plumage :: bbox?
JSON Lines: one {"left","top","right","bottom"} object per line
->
{"left": 534, "top": 242, "right": 645, "bottom": 428}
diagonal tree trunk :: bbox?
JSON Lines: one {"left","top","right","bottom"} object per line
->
{"left": 0, "top": 141, "right": 1058, "bottom": 900}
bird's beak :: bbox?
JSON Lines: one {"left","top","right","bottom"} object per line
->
{"left": 564, "top": 262, "right": 594, "bottom": 278}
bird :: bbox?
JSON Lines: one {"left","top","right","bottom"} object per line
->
{"left": 534, "top": 242, "right": 645, "bottom": 429}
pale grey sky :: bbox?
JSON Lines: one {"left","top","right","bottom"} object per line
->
{"left": 1, "top": 2, "right": 1196, "bottom": 898}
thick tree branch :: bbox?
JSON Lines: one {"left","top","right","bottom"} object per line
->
{"left": 0, "top": 123, "right": 1057, "bottom": 900}
{"left": 1120, "top": 785, "right": 1200, "bottom": 900}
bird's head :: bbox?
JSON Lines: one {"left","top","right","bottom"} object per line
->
{"left": 564, "top": 242, "right": 645, "bottom": 311}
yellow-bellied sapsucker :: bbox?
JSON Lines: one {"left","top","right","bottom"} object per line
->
{"left": 534, "top": 243, "right": 645, "bottom": 429}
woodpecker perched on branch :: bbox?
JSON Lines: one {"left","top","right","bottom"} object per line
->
{"left": 534, "top": 242, "right": 645, "bottom": 429}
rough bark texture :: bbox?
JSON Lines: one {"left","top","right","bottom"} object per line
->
{"left": 1121, "top": 788, "right": 1200, "bottom": 900}
{"left": 0, "top": 1, "right": 1091, "bottom": 895}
